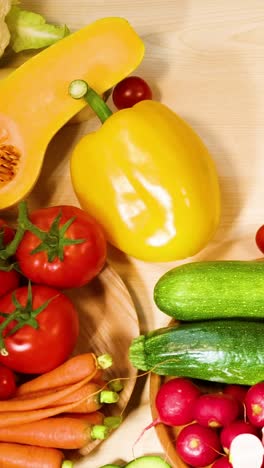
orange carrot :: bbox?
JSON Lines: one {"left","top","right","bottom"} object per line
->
{"left": 0, "top": 387, "right": 119, "bottom": 428}
{"left": 67, "top": 387, "right": 119, "bottom": 413}
{"left": 16, "top": 353, "right": 98, "bottom": 396}
{"left": 0, "top": 375, "right": 99, "bottom": 412}
{"left": 0, "top": 416, "right": 109, "bottom": 449}
{"left": 91, "top": 368, "right": 107, "bottom": 386}
{"left": 50, "top": 382, "right": 102, "bottom": 412}
{"left": 0, "top": 442, "right": 70, "bottom": 468}
{"left": 60, "top": 411, "right": 104, "bottom": 425}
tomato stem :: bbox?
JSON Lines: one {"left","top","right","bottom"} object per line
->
{"left": 69, "top": 79, "right": 113, "bottom": 123}
{"left": 0, "top": 201, "right": 85, "bottom": 263}
{"left": 0, "top": 310, "right": 20, "bottom": 355}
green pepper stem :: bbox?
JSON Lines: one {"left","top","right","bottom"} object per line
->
{"left": 69, "top": 79, "right": 113, "bottom": 124}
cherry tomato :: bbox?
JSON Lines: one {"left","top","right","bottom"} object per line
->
{"left": 0, "top": 284, "right": 79, "bottom": 374}
{"left": 15, "top": 205, "right": 107, "bottom": 289}
{"left": 0, "top": 363, "right": 17, "bottom": 399}
{"left": 256, "top": 225, "right": 264, "bottom": 254}
{"left": 0, "top": 219, "right": 20, "bottom": 297}
{"left": 112, "top": 76, "right": 153, "bottom": 109}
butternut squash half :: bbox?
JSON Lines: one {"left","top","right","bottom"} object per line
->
{"left": 0, "top": 17, "right": 144, "bottom": 210}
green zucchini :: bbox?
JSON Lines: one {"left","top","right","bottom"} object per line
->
{"left": 154, "top": 260, "right": 264, "bottom": 321}
{"left": 129, "top": 320, "right": 264, "bottom": 385}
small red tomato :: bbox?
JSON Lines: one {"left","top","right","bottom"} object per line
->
{"left": 0, "top": 363, "right": 17, "bottom": 399}
{"left": 256, "top": 225, "right": 264, "bottom": 254}
{"left": 112, "top": 76, "right": 153, "bottom": 109}
{"left": 0, "top": 219, "right": 20, "bottom": 297}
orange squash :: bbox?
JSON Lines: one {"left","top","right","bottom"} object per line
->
{"left": 0, "top": 17, "right": 144, "bottom": 210}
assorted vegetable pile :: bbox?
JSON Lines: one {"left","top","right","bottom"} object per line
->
{"left": 0, "top": 200, "right": 126, "bottom": 467}
{"left": 0, "top": 4, "right": 263, "bottom": 468}
{"left": 129, "top": 255, "right": 264, "bottom": 467}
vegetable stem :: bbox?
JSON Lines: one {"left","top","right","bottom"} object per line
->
{"left": 91, "top": 424, "right": 109, "bottom": 440}
{"left": 69, "top": 79, "right": 113, "bottom": 124}
{"left": 97, "top": 354, "right": 113, "bottom": 369}
{"left": 100, "top": 390, "right": 119, "bottom": 404}
{"left": 62, "top": 461, "right": 74, "bottom": 468}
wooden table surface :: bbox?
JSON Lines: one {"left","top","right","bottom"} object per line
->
{"left": 18, "top": 1, "right": 264, "bottom": 466}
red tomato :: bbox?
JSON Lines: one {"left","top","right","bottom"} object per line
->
{"left": 15, "top": 205, "right": 107, "bottom": 289}
{"left": 256, "top": 224, "right": 264, "bottom": 254}
{"left": 0, "top": 363, "right": 17, "bottom": 399}
{"left": 0, "top": 285, "right": 79, "bottom": 374}
{"left": 0, "top": 219, "right": 20, "bottom": 297}
{"left": 112, "top": 76, "right": 153, "bottom": 109}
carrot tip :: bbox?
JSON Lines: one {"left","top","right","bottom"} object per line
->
{"left": 97, "top": 354, "right": 113, "bottom": 369}
{"left": 100, "top": 390, "right": 119, "bottom": 404}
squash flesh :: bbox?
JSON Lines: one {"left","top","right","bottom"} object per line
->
{"left": 0, "top": 17, "right": 145, "bottom": 210}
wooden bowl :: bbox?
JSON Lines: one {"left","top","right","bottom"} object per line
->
{"left": 150, "top": 371, "right": 223, "bottom": 468}
{"left": 67, "top": 263, "right": 140, "bottom": 459}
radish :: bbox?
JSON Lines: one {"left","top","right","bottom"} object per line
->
{"left": 223, "top": 384, "right": 248, "bottom": 416}
{"left": 212, "top": 456, "right": 233, "bottom": 467}
{"left": 223, "top": 384, "right": 248, "bottom": 404}
{"left": 153, "top": 377, "right": 201, "bottom": 426}
{"left": 176, "top": 422, "right": 221, "bottom": 467}
{"left": 220, "top": 420, "right": 258, "bottom": 453}
{"left": 229, "top": 433, "right": 264, "bottom": 468}
{"left": 220, "top": 419, "right": 258, "bottom": 453}
{"left": 245, "top": 382, "right": 264, "bottom": 427}
{"left": 193, "top": 393, "right": 240, "bottom": 428}
{"left": 134, "top": 377, "right": 201, "bottom": 445}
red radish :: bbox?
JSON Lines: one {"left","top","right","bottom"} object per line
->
{"left": 223, "top": 384, "right": 248, "bottom": 404}
{"left": 194, "top": 393, "right": 240, "bottom": 428}
{"left": 220, "top": 420, "right": 258, "bottom": 454}
{"left": 176, "top": 422, "right": 221, "bottom": 467}
{"left": 134, "top": 377, "right": 201, "bottom": 445}
{"left": 245, "top": 382, "right": 264, "bottom": 427}
{"left": 153, "top": 377, "right": 201, "bottom": 426}
{"left": 212, "top": 456, "right": 233, "bottom": 467}
{"left": 223, "top": 384, "right": 248, "bottom": 416}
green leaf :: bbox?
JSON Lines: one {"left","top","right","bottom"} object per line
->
{"left": 6, "top": 5, "right": 70, "bottom": 53}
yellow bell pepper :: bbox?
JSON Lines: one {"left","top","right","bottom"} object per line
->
{"left": 69, "top": 80, "right": 221, "bottom": 262}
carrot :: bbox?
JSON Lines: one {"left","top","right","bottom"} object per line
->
{"left": 0, "top": 416, "right": 109, "bottom": 449}
{"left": 0, "top": 388, "right": 119, "bottom": 428}
{"left": 91, "top": 368, "right": 107, "bottom": 386}
{"left": 16, "top": 353, "right": 98, "bottom": 396}
{"left": 0, "top": 375, "right": 99, "bottom": 412}
{"left": 0, "top": 442, "right": 71, "bottom": 468}
{"left": 68, "top": 388, "right": 119, "bottom": 413}
{"left": 60, "top": 411, "right": 105, "bottom": 425}
{"left": 50, "top": 382, "right": 102, "bottom": 412}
